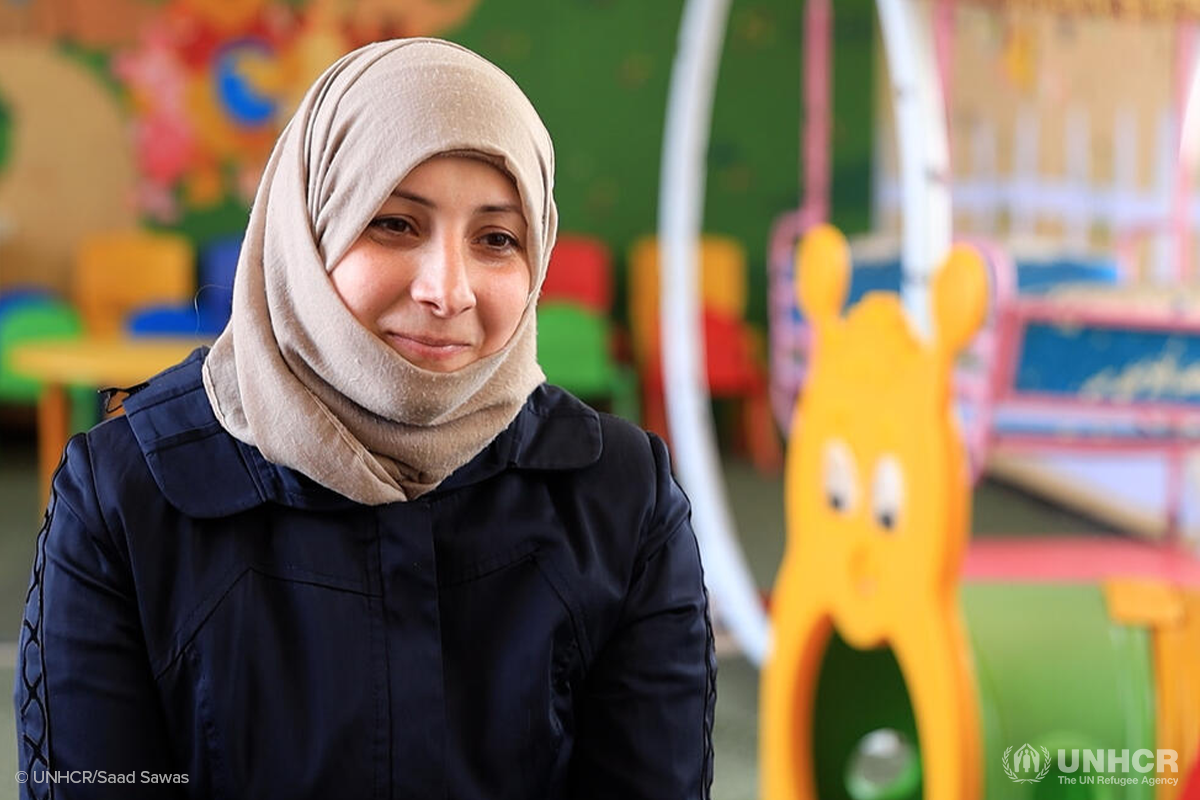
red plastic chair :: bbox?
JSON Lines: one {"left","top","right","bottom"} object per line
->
{"left": 536, "top": 234, "right": 638, "bottom": 419}
{"left": 629, "top": 234, "right": 782, "bottom": 474}
{"left": 542, "top": 235, "right": 613, "bottom": 312}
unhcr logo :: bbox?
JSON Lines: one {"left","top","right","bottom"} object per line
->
{"left": 1003, "top": 746, "right": 1180, "bottom": 787}
{"left": 1003, "top": 744, "right": 1052, "bottom": 783}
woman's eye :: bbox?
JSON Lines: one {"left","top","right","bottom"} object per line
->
{"left": 371, "top": 217, "right": 413, "bottom": 235}
{"left": 480, "top": 231, "right": 518, "bottom": 250}
{"left": 871, "top": 455, "right": 905, "bottom": 533}
{"left": 822, "top": 439, "right": 858, "bottom": 515}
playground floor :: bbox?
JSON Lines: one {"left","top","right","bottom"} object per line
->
{"left": 0, "top": 426, "right": 1114, "bottom": 800}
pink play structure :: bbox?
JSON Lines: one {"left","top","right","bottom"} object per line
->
{"left": 769, "top": 0, "right": 1200, "bottom": 539}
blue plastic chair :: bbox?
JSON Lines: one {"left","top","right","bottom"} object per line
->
{"left": 0, "top": 286, "right": 55, "bottom": 317}
{"left": 197, "top": 234, "right": 240, "bottom": 325}
{"left": 127, "top": 304, "right": 219, "bottom": 336}
{"left": 126, "top": 234, "right": 241, "bottom": 338}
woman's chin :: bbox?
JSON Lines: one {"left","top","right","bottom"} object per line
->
{"left": 399, "top": 355, "right": 474, "bottom": 372}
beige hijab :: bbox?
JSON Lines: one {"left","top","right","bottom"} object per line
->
{"left": 202, "top": 38, "right": 556, "bottom": 504}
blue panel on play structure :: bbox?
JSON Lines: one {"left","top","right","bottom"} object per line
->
{"left": 1015, "top": 322, "right": 1200, "bottom": 404}
{"left": 787, "top": 253, "right": 1120, "bottom": 324}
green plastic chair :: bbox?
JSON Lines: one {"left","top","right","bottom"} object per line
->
{"left": 536, "top": 302, "right": 639, "bottom": 421}
{"left": 0, "top": 299, "right": 97, "bottom": 433}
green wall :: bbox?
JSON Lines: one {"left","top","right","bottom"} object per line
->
{"left": 446, "top": 0, "right": 876, "bottom": 325}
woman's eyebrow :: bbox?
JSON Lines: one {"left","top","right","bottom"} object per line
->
{"left": 391, "top": 189, "right": 435, "bottom": 207}
{"left": 476, "top": 202, "right": 523, "bottom": 215}
{"left": 390, "top": 189, "right": 521, "bottom": 217}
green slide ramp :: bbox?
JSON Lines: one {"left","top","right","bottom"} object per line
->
{"left": 807, "top": 583, "right": 1156, "bottom": 800}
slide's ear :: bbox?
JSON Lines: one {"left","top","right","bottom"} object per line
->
{"left": 932, "top": 244, "right": 989, "bottom": 355}
{"left": 796, "top": 224, "right": 850, "bottom": 330}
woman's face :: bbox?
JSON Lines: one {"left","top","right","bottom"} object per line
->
{"left": 330, "top": 155, "right": 531, "bottom": 372}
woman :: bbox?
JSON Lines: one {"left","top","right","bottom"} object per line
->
{"left": 15, "top": 39, "right": 715, "bottom": 799}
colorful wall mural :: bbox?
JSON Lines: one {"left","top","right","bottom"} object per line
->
{"left": 109, "top": 0, "right": 483, "bottom": 224}
{"left": 0, "top": 0, "right": 878, "bottom": 325}
{"left": 0, "top": 41, "right": 138, "bottom": 289}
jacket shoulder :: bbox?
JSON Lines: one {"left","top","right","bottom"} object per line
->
{"left": 114, "top": 348, "right": 267, "bottom": 518}
{"left": 533, "top": 385, "right": 692, "bottom": 555}
{"left": 597, "top": 412, "right": 691, "bottom": 547}
{"left": 521, "top": 383, "right": 660, "bottom": 477}
{"left": 50, "top": 422, "right": 140, "bottom": 539}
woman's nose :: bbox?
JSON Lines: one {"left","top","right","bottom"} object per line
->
{"left": 409, "top": 234, "right": 476, "bottom": 316}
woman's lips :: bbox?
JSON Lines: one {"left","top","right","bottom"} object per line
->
{"left": 384, "top": 331, "right": 472, "bottom": 362}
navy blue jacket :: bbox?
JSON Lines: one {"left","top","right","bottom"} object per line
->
{"left": 15, "top": 349, "right": 715, "bottom": 799}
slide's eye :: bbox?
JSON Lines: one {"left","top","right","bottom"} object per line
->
{"left": 823, "top": 439, "right": 858, "bottom": 515}
{"left": 871, "top": 455, "right": 905, "bottom": 533}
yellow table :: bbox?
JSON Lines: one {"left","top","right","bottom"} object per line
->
{"left": 10, "top": 337, "right": 209, "bottom": 506}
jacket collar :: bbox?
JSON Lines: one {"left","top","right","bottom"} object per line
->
{"left": 122, "top": 348, "right": 602, "bottom": 518}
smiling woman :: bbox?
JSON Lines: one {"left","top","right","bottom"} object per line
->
{"left": 331, "top": 155, "right": 532, "bottom": 372}
{"left": 15, "top": 38, "right": 715, "bottom": 800}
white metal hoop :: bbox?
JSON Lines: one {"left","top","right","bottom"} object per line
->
{"left": 658, "top": 0, "right": 951, "bottom": 665}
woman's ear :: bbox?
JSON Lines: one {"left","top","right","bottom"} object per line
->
{"left": 796, "top": 224, "right": 850, "bottom": 329}
{"left": 932, "top": 244, "right": 988, "bottom": 355}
